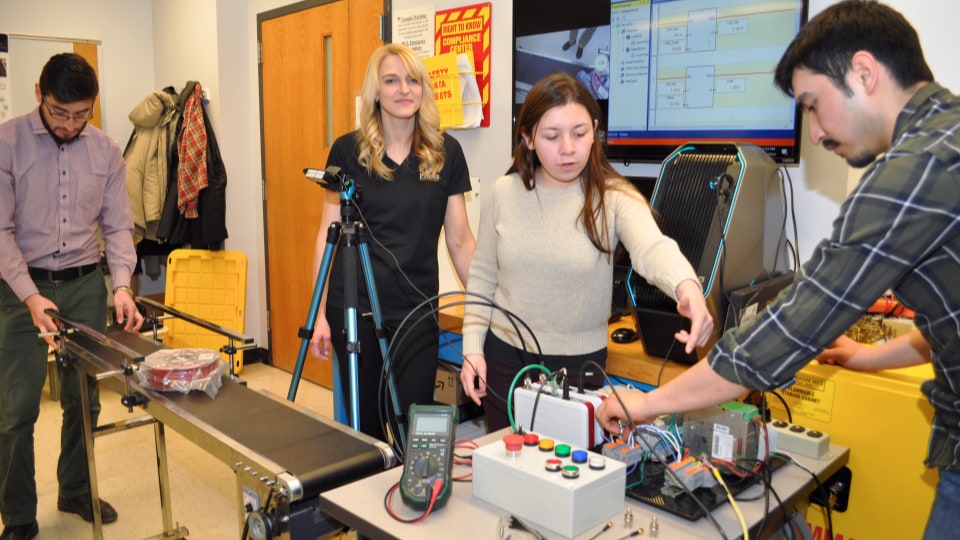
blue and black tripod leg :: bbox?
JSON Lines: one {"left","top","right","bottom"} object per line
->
{"left": 288, "top": 168, "right": 405, "bottom": 445}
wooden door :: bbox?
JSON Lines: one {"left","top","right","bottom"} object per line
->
{"left": 260, "top": 0, "right": 383, "bottom": 388}
{"left": 73, "top": 43, "right": 102, "bottom": 128}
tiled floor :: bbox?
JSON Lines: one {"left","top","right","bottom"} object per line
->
{"left": 32, "top": 362, "right": 334, "bottom": 539}
{"left": 30, "top": 361, "right": 487, "bottom": 539}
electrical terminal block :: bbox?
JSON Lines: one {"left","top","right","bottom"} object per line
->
{"left": 633, "top": 429, "right": 678, "bottom": 462}
{"left": 603, "top": 439, "right": 645, "bottom": 465}
{"left": 663, "top": 456, "right": 716, "bottom": 493}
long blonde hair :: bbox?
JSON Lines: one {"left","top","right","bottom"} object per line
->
{"left": 356, "top": 43, "right": 445, "bottom": 180}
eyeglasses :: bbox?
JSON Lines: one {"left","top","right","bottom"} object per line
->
{"left": 41, "top": 96, "right": 94, "bottom": 123}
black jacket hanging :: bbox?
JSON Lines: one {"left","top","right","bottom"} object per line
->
{"left": 155, "top": 81, "right": 228, "bottom": 248}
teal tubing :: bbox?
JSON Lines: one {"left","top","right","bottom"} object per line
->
{"left": 506, "top": 364, "right": 553, "bottom": 432}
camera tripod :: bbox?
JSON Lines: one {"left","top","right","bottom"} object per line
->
{"left": 287, "top": 166, "right": 404, "bottom": 442}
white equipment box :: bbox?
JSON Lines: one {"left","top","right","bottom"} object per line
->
{"left": 473, "top": 433, "right": 625, "bottom": 538}
{"left": 513, "top": 384, "right": 605, "bottom": 449}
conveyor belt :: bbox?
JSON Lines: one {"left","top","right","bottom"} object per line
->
{"left": 63, "top": 327, "right": 395, "bottom": 499}
{"left": 177, "top": 380, "right": 390, "bottom": 495}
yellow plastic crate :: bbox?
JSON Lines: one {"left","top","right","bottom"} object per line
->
{"left": 163, "top": 249, "right": 248, "bottom": 374}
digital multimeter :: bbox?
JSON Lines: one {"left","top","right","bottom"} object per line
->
{"left": 399, "top": 404, "right": 458, "bottom": 509}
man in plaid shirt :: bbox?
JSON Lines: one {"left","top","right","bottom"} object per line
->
{"left": 597, "top": 2, "right": 960, "bottom": 537}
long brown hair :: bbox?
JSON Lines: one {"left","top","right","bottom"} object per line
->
{"left": 508, "top": 71, "right": 624, "bottom": 256}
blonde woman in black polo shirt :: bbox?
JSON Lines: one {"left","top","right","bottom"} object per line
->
{"left": 308, "top": 43, "right": 475, "bottom": 441}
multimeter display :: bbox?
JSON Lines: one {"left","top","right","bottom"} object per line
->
{"left": 414, "top": 414, "right": 450, "bottom": 433}
{"left": 400, "top": 404, "right": 458, "bottom": 509}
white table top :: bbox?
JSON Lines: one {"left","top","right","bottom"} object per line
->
{"left": 319, "top": 429, "right": 849, "bottom": 540}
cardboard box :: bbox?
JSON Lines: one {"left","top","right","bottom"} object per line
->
{"left": 434, "top": 360, "right": 468, "bottom": 406}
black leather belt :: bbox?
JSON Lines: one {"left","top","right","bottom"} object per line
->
{"left": 28, "top": 263, "right": 99, "bottom": 283}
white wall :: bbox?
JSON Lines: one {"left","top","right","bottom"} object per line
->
{"left": 147, "top": 0, "right": 273, "bottom": 349}
{"left": 1, "top": 0, "right": 271, "bottom": 347}
{"left": 1, "top": 0, "right": 156, "bottom": 143}
{"left": 148, "top": 0, "right": 332, "bottom": 355}
{"left": 4, "top": 0, "right": 960, "bottom": 354}
{"left": 792, "top": 0, "right": 960, "bottom": 259}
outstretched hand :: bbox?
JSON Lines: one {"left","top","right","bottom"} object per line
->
{"left": 674, "top": 279, "right": 714, "bottom": 353}
{"left": 817, "top": 335, "right": 875, "bottom": 370}
{"left": 596, "top": 390, "right": 650, "bottom": 434}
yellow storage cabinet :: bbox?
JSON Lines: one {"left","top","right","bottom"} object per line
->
{"left": 767, "top": 360, "right": 936, "bottom": 540}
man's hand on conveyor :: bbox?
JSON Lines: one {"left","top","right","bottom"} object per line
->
{"left": 26, "top": 293, "right": 60, "bottom": 347}
{"left": 112, "top": 286, "right": 144, "bottom": 332}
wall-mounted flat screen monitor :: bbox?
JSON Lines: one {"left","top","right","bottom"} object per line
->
{"left": 513, "top": 0, "right": 809, "bottom": 164}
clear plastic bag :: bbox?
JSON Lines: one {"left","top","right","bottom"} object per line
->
{"left": 138, "top": 348, "right": 226, "bottom": 398}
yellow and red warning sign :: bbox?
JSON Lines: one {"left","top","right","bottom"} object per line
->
{"left": 435, "top": 2, "right": 491, "bottom": 128}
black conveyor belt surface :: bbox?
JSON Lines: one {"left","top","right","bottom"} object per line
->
{"left": 65, "top": 328, "right": 392, "bottom": 497}
{"left": 172, "top": 381, "right": 389, "bottom": 495}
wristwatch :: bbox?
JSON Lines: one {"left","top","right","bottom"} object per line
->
{"left": 112, "top": 285, "right": 134, "bottom": 296}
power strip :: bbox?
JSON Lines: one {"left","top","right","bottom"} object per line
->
{"left": 766, "top": 420, "right": 830, "bottom": 459}
{"left": 513, "top": 384, "right": 604, "bottom": 448}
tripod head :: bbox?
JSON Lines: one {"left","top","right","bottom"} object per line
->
{"left": 304, "top": 166, "right": 358, "bottom": 202}
{"left": 305, "top": 166, "right": 364, "bottom": 224}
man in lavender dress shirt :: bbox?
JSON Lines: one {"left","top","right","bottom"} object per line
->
{"left": 0, "top": 53, "right": 143, "bottom": 539}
